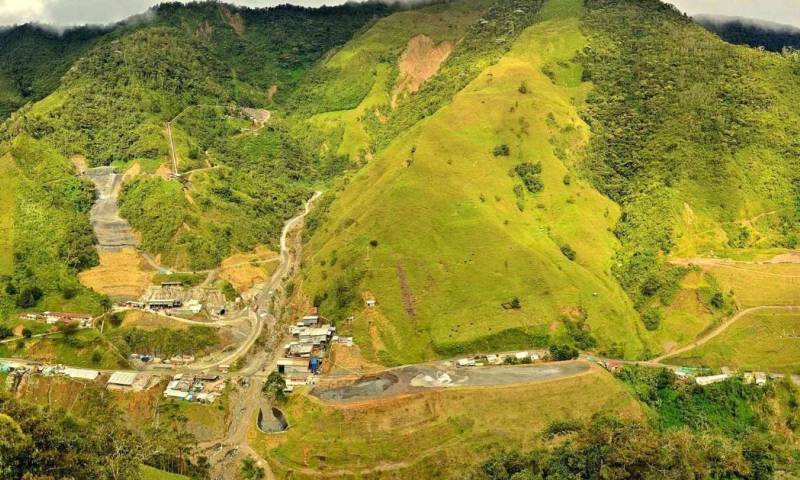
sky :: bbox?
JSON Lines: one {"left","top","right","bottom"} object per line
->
{"left": 1, "top": 0, "right": 799, "bottom": 29}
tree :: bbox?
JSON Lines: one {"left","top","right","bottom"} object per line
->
{"left": 108, "top": 312, "right": 123, "bottom": 327}
{"left": 0, "top": 326, "right": 12, "bottom": 340}
{"left": 549, "top": 344, "right": 579, "bottom": 361}
{"left": 21, "top": 328, "right": 32, "bottom": 339}
{"left": 710, "top": 291, "right": 724, "bottom": 309}
{"left": 15, "top": 286, "right": 43, "bottom": 308}
{"left": 262, "top": 371, "right": 287, "bottom": 403}
{"left": 56, "top": 321, "right": 79, "bottom": 336}
{"left": 241, "top": 457, "right": 265, "bottom": 480}
{"left": 559, "top": 244, "right": 576, "bottom": 261}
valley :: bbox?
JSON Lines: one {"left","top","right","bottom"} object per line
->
{"left": 1, "top": 0, "right": 800, "bottom": 478}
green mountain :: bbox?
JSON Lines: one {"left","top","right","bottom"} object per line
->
{"left": 2, "top": 0, "right": 800, "bottom": 358}
{"left": 2, "top": 0, "right": 800, "bottom": 477}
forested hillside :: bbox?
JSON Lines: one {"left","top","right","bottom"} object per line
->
{"left": 695, "top": 15, "right": 800, "bottom": 52}
{"left": 0, "top": 24, "right": 107, "bottom": 120}
{"left": 0, "top": 0, "right": 393, "bottom": 309}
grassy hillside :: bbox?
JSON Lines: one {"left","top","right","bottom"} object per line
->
{"left": 302, "top": 0, "right": 647, "bottom": 364}
{"left": 0, "top": 24, "right": 108, "bottom": 120}
{"left": 256, "top": 368, "right": 642, "bottom": 478}
{"left": 300, "top": 0, "right": 800, "bottom": 363}
{"left": 0, "top": 135, "right": 106, "bottom": 318}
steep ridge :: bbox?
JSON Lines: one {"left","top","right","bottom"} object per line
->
{"left": 301, "top": 0, "right": 800, "bottom": 363}
{"left": 301, "top": 0, "right": 646, "bottom": 364}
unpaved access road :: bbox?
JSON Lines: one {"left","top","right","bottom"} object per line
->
{"left": 313, "top": 360, "right": 591, "bottom": 402}
{"left": 653, "top": 305, "right": 800, "bottom": 363}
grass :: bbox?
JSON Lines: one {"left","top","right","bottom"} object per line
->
{"left": 300, "top": 0, "right": 488, "bottom": 161}
{"left": 704, "top": 263, "right": 800, "bottom": 308}
{"left": 303, "top": 0, "right": 648, "bottom": 364}
{"left": 648, "top": 271, "right": 728, "bottom": 355}
{"left": 668, "top": 310, "right": 800, "bottom": 374}
{"left": 140, "top": 466, "right": 190, "bottom": 480}
{"left": 253, "top": 367, "right": 641, "bottom": 478}
{"left": 0, "top": 154, "right": 15, "bottom": 276}
{"left": 161, "top": 384, "right": 231, "bottom": 442}
{"left": 0, "top": 329, "right": 125, "bottom": 369}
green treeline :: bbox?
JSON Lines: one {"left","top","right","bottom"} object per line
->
{"left": 579, "top": 0, "right": 800, "bottom": 327}
{"left": 0, "top": 388, "right": 207, "bottom": 479}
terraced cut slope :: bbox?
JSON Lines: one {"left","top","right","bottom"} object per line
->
{"left": 254, "top": 367, "right": 642, "bottom": 479}
{"left": 303, "top": 0, "right": 646, "bottom": 364}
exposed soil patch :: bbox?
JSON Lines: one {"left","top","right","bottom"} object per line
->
{"left": 195, "top": 20, "right": 214, "bottom": 40}
{"left": 220, "top": 5, "right": 245, "bottom": 36}
{"left": 218, "top": 245, "right": 278, "bottom": 292}
{"left": 392, "top": 35, "right": 453, "bottom": 108}
{"left": 78, "top": 248, "right": 154, "bottom": 300}
{"left": 315, "top": 373, "right": 399, "bottom": 401}
{"left": 267, "top": 85, "right": 278, "bottom": 101}
{"left": 396, "top": 260, "right": 416, "bottom": 317}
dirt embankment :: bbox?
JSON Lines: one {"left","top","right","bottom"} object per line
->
{"left": 392, "top": 34, "right": 453, "bottom": 108}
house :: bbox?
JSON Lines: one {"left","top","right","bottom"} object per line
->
{"left": 43, "top": 312, "right": 93, "bottom": 328}
{"left": 19, "top": 313, "right": 39, "bottom": 321}
{"left": 300, "top": 315, "right": 320, "bottom": 327}
{"left": 287, "top": 342, "right": 314, "bottom": 357}
{"left": 107, "top": 371, "right": 137, "bottom": 388}
{"left": 277, "top": 358, "right": 309, "bottom": 376}
{"left": 160, "top": 281, "right": 183, "bottom": 288}
{"left": 147, "top": 299, "right": 182, "bottom": 310}
{"left": 695, "top": 374, "right": 730, "bottom": 386}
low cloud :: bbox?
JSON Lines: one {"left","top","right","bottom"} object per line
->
{"left": 668, "top": 0, "right": 800, "bottom": 30}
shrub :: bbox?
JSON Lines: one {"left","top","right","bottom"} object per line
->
{"left": 514, "top": 162, "right": 544, "bottom": 193}
{"left": 642, "top": 309, "right": 662, "bottom": 331}
{"left": 262, "top": 371, "right": 287, "bottom": 403}
{"left": 549, "top": 343, "right": 579, "bottom": 360}
{"left": 21, "top": 328, "right": 32, "bottom": 339}
{"left": 90, "top": 350, "right": 103, "bottom": 364}
{"left": 493, "top": 144, "right": 511, "bottom": 157}
{"left": 0, "top": 326, "right": 12, "bottom": 340}
{"left": 518, "top": 81, "right": 528, "bottom": 94}
{"left": 369, "top": 239, "right": 379, "bottom": 247}
{"left": 563, "top": 174, "right": 571, "bottom": 185}
{"left": 108, "top": 313, "right": 123, "bottom": 327}
{"left": 560, "top": 243, "right": 576, "bottom": 261}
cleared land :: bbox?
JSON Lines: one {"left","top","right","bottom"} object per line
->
{"left": 668, "top": 309, "right": 800, "bottom": 374}
{"left": 78, "top": 247, "right": 154, "bottom": 299}
{"left": 217, "top": 245, "right": 278, "bottom": 292}
{"left": 253, "top": 367, "right": 641, "bottom": 478}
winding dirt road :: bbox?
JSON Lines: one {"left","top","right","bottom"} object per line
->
{"left": 654, "top": 306, "right": 800, "bottom": 363}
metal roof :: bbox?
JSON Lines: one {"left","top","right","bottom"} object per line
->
{"left": 108, "top": 371, "right": 137, "bottom": 386}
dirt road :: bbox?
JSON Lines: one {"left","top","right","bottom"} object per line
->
{"left": 653, "top": 305, "right": 800, "bottom": 363}
{"left": 200, "top": 192, "right": 321, "bottom": 480}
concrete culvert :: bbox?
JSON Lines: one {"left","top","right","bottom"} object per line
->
{"left": 314, "top": 372, "right": 398, "bottom": 401}
{"left": 258, "top": 406, "right": 288, "bottom": 433}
